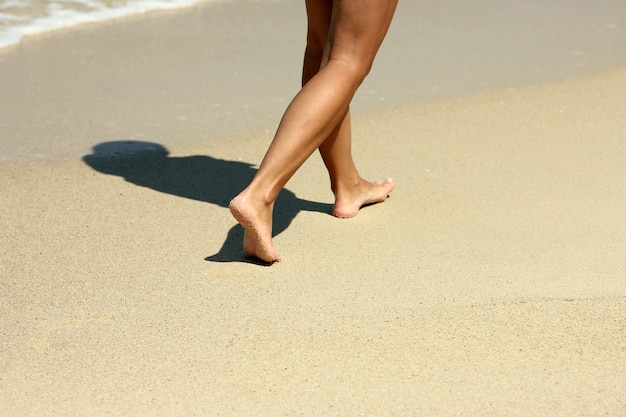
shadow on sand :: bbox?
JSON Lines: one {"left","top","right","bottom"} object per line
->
{"left": 83, "top": 141, "right": 331, "bottom": 264}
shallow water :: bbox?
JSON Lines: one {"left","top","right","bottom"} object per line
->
{"left": 0, "top": 0, "right": 220, "bottom": 49}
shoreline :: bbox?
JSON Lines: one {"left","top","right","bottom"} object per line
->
{"left": 0, "top": 0, "right": 224, "bottom": 52}
{"left": 2, "top": 0, "right": 626, "bottom": 163}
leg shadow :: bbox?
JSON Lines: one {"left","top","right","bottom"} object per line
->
{"left": 82, "top": 140, "right": 332, "bottom": 263}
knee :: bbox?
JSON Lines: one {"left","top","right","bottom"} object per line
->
{"left": 338, "top": 56, "right": 374, "bottom": 86}
{"left": 307, "top": 34, "right": 375, "bottom": 86}
{"left": 305, "top": 31, "right": 326, "bottom": 65}
{"left": 303, "top": 39, "right": 326, "bottom": 84}
{"left": 352, "top": 59, "right": 374, "bottom": 82}
{"left": 304, "top": 43, "right": 324, "bottom": 68}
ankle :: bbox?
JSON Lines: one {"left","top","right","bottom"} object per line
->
{"left": 330, "top": 174, "right": 362, "bottom": 196}
{"left": 237, "top": 185, "right": 276, "bottom": 209}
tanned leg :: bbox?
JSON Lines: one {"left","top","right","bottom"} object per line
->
{"left": 230, "top": 0, "right": 398, "bottom": 262}
{"left": 318, "top": 111, "right": 394, "bottom": 218}
{"left": 304, "top": 0, "right": 394, "bottom": 219}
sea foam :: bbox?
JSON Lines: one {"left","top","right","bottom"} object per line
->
{"left": 0, "top": 0, "right": 224, "bottom": 50}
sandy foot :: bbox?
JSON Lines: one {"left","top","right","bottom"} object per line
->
{"left": 229, "top": 196, "right": 281, "bottom": 263}
{"left": 332, "top": 177, "right": 394, "bottom": 218}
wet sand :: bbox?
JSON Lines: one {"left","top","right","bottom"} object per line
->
{"left": 1, "top": 0, "right": 625, "bottom": 415}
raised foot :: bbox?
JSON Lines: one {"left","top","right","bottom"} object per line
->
{"left": 229, "top": 196, "right": 281, "bottom": 263}
{"left": 332, "top": 177, "right": 394, "bottom": 219}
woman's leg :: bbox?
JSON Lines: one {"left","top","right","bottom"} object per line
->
{"left": 230, "top": 0, "right": 398, "bottom": 262}
{"left": 303, "top": 0, "right": 395, "bottom": 219}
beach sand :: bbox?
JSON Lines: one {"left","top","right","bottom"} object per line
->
{"left": 1, "top": 0, "right": 626, "bottom": 415}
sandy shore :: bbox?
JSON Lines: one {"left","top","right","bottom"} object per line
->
{"left": 2, "top": 0, "right": 626, "bottom": 161}
{"left": 2, "top": 1, "right": 626, "bottom": 416}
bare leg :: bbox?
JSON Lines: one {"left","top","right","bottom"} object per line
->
{"left": 304, "top": 0, "right": 394, "bottom": 218}
{"left": 318, "top": 108, "right": 394, "bottom": 218}
{"left": 230, "top": 0, "right": 397, "bottom": 262}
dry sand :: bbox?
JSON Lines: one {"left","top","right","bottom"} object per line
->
{"left": 1, "top": 0, "right": 626, "bottom": 416}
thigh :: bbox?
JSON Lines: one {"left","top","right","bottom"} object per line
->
{"left": 305, "top": 0, "right": 333, "bottom": 53}
{"left": 328, "top": 0, "right": 398, "bottom": 69}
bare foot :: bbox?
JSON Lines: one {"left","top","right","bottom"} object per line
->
{"left": 229, "top": 194, "right": 281, "bottom": 263}
{"left": 332, "top": 177, "right": 394, "bottom": 218}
